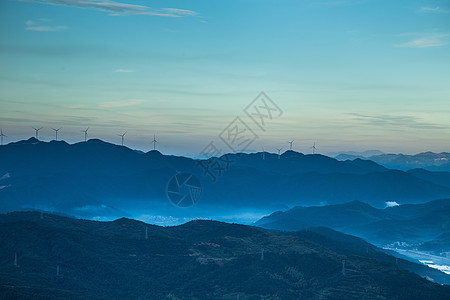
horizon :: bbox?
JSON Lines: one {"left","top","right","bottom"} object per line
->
{"left": 2, "top": 134, "right": 449, "bottom": 158}
{"left": 1, "top": 0, "right": 450, "bottom": 155}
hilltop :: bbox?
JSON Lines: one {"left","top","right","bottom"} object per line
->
{"left": 1, "top": 211, "right": 449, "bottom": 299}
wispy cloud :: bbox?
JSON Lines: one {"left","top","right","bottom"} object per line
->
{"left": 0, "top": 173, "right": 10, "bottom": 181}
{"left": 162, "top": 8, "right": 197, "bottom": 16}
{"left": 25, "top": 19, "right": 68, "bottom": 32}
{"left": 348, "top": 113, "right": 449, "bottom": 130}
{"left": 114, "top": 68, "right": 135, "bottom": 73}
{"left": 394, "top": 34, "right": 449, "bottom": 48}
{"left": 68, "top": 104, "right": 86, "bottom": 109}
{"left": 18, "top": 0, "right": 197, "bottom": 17}
{"left": 420, "top": 6, "right": 450, "bottom": 14}
{"left": 99, "top": 99, "right": 144, "bottom": 108}
{"left": 386, "top": 201, "right": 399, "bottom": 208}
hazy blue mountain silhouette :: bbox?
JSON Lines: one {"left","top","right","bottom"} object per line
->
{"left": 420, "top": 232, "right": 450, "bottom": 253}
{"left": 256, "top": 199, "right": 450, "bottom": 255}
{"left": 364, "top": 152, "right": 450, "bottom": 171}
{"left": 1, "top": 138, "right": 450, "bottom": 220}
{"left": 330, "top": 150, "right": 385, "bottom": 161}
{"left": 0, "top": 211, "right": 449, "bottom": 299}
{"left": 407, "top": 168, "right": 450, "bottom": 189}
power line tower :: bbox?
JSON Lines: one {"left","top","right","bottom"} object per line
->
{"left": 342, "top": 260, "right": 346, "bottom": 276}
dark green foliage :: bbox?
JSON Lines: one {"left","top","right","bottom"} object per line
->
{"left": 0, "top": 212, "right": 449, "bottom": 300}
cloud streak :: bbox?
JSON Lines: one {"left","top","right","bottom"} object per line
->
{"left": 25, "top": 19, "right": 68, "bottom": 32}
{"left": 18, "top": 0, "right": 197, "bottom": 17}
{"left": 394, "top": 34, "right": 449, "bottom": 48}
{"left": 114, "top": 68, "right": 135, "bottom": 73}
{"left": 99, "top": 99, "right": 144, "bottom": 108}
{"left": 420, "top": 6, "right": 450, "bottom": 14}
{"left": 348, "top": 113, "right": 449, "bottom": 130}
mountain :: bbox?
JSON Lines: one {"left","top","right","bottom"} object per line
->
{"left": 348, "top": 201, "right": 450, "bottom": 246}
{"left": 334, "top": 153, "right": 366, "bottom": 161}
{"left": 419, "top": 232, "right": 450, "bottom": 253}
{"left": 368, "top": 152, "right": 450, "bottom": 172}
{"left": 2, "top": 139, "right": 450, "bottom": 221}
{"left": 328, "top": 150, "right": 384, "bottom": 159}
{"left": 256, "top": 199, "right": 450, "bottom": 259}
{"left": 1, "top": 211, "right": 449, "bottom": 299}
{"left": 407, "top": 168, "right": 450, "bottom": 189}
{"left": 256, "top": 201, "right": 386, "bottom": 230}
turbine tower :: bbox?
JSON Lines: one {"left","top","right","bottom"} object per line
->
{"left": 311, "top": 142, "right": 317, "bottom": 154}
{"left": 32, "top": 127, "right": 43, "bottom": 139}
{"left": 0, "top": 129, "right": 5, "bottom": 146}
{"left": 342, "top": 260, "right": 346, "bottom": 276}
{"left": 276, "top": 148, "right": 283, "bottom": 159}
{"left": 81, "top": 127, "right": 89, "bottom": 142}
{"left": 52, "top": 128, "right": 61, "bottom": 141}
{"left": 152, "top": 134, "right": 158, "bottom": 150}
{"left": 288, "top": 140, "right": 294, "bottom": 150}
{"left": 262, "top": 147, "right": 265, "bottom": 160}
{"left": 118, "top": 131, "right": 127, "bottom": 146}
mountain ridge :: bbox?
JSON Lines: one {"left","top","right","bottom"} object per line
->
{"left": 1, "top": 211, "right": 449, "bottom": 299}
{"left": 2, "top": 138, "right": 450, "bottom": 221}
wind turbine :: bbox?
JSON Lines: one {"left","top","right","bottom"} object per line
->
{"left": 151, "top": 134, "right": 158, "bottom": 150}
{"left": 311, "top": 142, "right": 317, "bottom": 154}
{"left": 288, "top": 140, "right": 294, "bottom": 150}
{"left": 262, "top": 147, "right": 265, "bottom": 160}
{"left": 0, "top": 129, "right": 5, "bottom": 146}
{"left": 32, "top": 127, "right": 43, "bottom": 139}
{"left": 118, "top": 131, "right": 127, "bottom": 146}
{"left": 52, "top": 128, "right": 61, "bottom": 141}
{"left": 276, "top": 148, "right": 283, "bottom": 159}
{"left": 81, "top": 127, "right": 89, "bottom": 142}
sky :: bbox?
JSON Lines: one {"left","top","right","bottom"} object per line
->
{"left": 0, "top": 0, "right": 449, "bottom": 156}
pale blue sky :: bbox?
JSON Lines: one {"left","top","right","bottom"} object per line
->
{"left": 1, "top": 0, "right": 449, "bottom": 155}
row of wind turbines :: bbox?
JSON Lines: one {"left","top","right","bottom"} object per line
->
{"left": 276, "top": 140, "right": 318, "bottom": 156}
{"left": 0, "top": 127, "right": 160, "bottom": 150}
{"left": 31, "top": 126, "right": 87, "bottom": 142}
{"left": 262, "top": 140, "right": 318, "bottom": 160}
{"left": 1, "top": 128, "right": 318, "bottom": 155}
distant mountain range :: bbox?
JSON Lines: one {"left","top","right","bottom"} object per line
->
{"left": 328, "top": 150, "right": 385, "bottom": 159}
{"left": 256, "top": 199, "right": 450, "bottom": 257}
{"left": 1, "top": 138, "right": 450, "bottom": 221}
{"left": 0, "top": 211, "right": 449, "bottom": 299}
{"left": 332, "top": 151, "right": 450, "bottom": 172}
